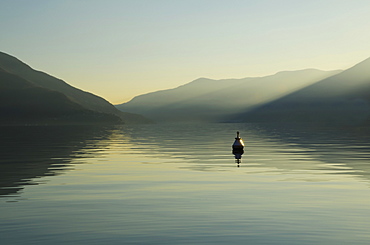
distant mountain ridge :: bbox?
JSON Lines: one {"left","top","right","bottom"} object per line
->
{"left": 117, "top": 69, "right": 341, "bottom": 122}
{"left": 0, "top": 51, "right": 150, "bottom": 125}
{"left": 235, "top": 57, "right": 370, "bottom": 125}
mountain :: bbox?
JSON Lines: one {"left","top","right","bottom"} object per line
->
{"left": 116, "top": 69, "right": 340, "bottom": 122}
{"left": 0, "top": 52, "right": 150, "bottom": 125}
{"left": 235, "top": 57, "right": 370, "bottom": 126}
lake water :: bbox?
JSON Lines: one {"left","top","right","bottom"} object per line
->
{"left": 1, "top": 123, "right": 370, "bottom": 245}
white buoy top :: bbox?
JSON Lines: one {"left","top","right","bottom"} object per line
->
{"left": 232, "top": 131, "right": 244, "bottom": 148}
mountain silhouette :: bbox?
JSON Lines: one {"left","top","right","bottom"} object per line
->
{"left": 116, "top": 69, "right": 340, "bottom": 122}
{"left": 235, "top": 57, "right": 370, "bottom": 126}
{"left": 0, "top": 52, "right": 150, "bottom": 125}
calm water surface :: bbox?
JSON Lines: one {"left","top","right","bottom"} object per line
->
{"left": 1, "top": 123, "right": 370, "bottom": 245}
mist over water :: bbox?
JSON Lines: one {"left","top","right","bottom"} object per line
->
{"left": 1, "top": 123, "right": 370, "bottom": 244}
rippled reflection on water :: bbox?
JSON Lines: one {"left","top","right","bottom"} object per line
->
{"left": 1, "top": 123, "right": 370, "bottom": 245}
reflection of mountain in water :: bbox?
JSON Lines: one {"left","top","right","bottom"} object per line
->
{"left": 0, "top": 125, "right": 116, "bottom": 197}
{"left": 3, "top": 123, "right": 369, "bottom": 197}
{"left": 119, "top": 123, "right": 242, "bottom": 170}
{"left": 252, "top": 124, "right": 370, "bottom": 179}
{"left": 121, "top": 123, "right": 370, "bottom": 181}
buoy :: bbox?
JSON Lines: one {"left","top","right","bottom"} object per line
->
{"left": 232, "top": 131, "right": 244, "bottom": 166}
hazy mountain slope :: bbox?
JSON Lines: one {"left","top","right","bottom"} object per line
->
{"left": 0, "top": 66, "right": 34, "bottom": 89}
{"left": 117, "top": 69, "right": 340, "bottom": 122}
{"left": 0, "top": 69, "right": 123, "bottom": 124}
{"left": 236, "top": 57, "right": 370, "bottom": 125}
{"left": 0, "top": 52, "right": 114, "bottom": 113}
{"left": 0, "top": 52, "right": 150, "bottom": 124}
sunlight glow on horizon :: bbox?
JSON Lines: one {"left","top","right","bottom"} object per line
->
{"left": 1, "top": 0, "right": 370, "bottom": 104}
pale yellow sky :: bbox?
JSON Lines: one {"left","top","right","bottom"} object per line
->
{"left": 1, "top": 0, "right": 370, "bottom": 104}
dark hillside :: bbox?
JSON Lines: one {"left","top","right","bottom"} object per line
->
{"left": 0, "top": 52, "right": 150, "bottom": 124}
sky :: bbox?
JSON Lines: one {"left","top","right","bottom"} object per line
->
{"left": 1, "top": 0, "right": 370, "bottom": 104}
